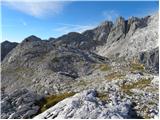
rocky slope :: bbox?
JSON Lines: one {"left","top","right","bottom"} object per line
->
{"left": 1, "top": 35, "right": 109, "bottom": 95}
{"left": 1, "top": 12, "right": 159, "bottom": 119}
{"left": 34, "top": 90, "right": 138, "bottom": 119}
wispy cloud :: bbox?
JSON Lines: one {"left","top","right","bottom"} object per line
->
{"left": 102, "top": 10, "right": 119, "bottom": 21}
{"left": 2, "top": 0, "right": 69, "bottom": 18}
{"left": 20, "top": 19, "right": 27, "bottom": 26}
{"left": 53, "top": 23, "right": 96, "bottom": 37}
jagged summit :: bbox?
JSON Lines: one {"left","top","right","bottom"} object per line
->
{"left": 114, "top": 16, "right": 125, "bottom": 26}
{"left": 22, "top": 35, "right": 41, "bottom": 43}
{"left": 98, "top": 20, "right": 113, "bottom": 27}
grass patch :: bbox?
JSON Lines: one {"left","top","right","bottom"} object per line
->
{"left": 99, "top": 64, "right": 111, "bottom": 71}
{"left": 105, "top": 72, "right": 125, "bottom": 80}
{"left": 38, "top": 92, "right": 75, "bottom": 113}
{"left": 76, "top": 80, "right": 87, "bottom": 86}
{"left": 121, "top": 78, "right": 152, "bottom": 96}
{"left": 140, "top": 106, "right": 150, "bottom": 119}
{"left": 97, "top": 92, "right": 109, "bottom": 102}
{"left": 148, "top": 101, "right": 156, "bottom": 105}
{"left": 130, "top": 62, "right": 145, "bottom": 72}
{"left": 15, "top": 67, "right": 33, "bottom": 73}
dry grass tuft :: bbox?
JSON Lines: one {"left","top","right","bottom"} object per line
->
{"left": 38, "top": 92, "right": 75, "bottom": 112}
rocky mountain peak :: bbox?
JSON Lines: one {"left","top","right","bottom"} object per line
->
{"left": 96, "top": 21, "right": 113, "bottom": 34}
{"left": 57, "top": 32, "right": 82, "bottom": 40}
{"left": 22, "top": 35, "right": 41, "bottom": 43}
{"left": 114, "top": 16, "right": 125, "bottom": 26}
{"left": 128, "top": 16, "right": 140, "bottom": 23}
{"left": 1, "top": 41, "right": 18, "bottom": 61}
{"left": 2, "top": 40, "right": 12, "bottom": 44}
{"left": 99, "top": 21, "right": 113, "bottom": 27}
{"left": 1, "top": 40, "right": 18, "bottom": 46}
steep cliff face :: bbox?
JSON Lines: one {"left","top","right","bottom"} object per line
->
{"left": 138, "top": 47, "right": 159, "bottom": 74}
{"left": 97, "top": 13, "right": 158, "bottom": 59}
{"left": 82, "top": 21, "right": 113, "bottom": 45}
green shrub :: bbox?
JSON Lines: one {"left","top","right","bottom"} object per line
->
{"left": 99, "top": 64, "right": 111, "bottom": 71}
{"left": 97, "top": 92, "right": 109, "bottom": 102}
{"left": 39, "top": 92, "right": 75, "bottom": 112}
{"left": 105, "top": 72, "right": 125, "bottom": 80}
{"left": 130, "top": 62, "right": 145, "bottom": 72}
{"left": 76, "top": 80, "right": 87, "bottom": 86}
{"left": 121, "top": 78, "right": 151, "bottom": 96}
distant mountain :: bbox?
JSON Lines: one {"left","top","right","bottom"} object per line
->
{"left": 1, "top": 41, "right": 18, "bottom": 61}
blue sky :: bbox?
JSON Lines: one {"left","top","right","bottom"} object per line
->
{"left": 1, "top": 1, "right": 158, "bottom": 42}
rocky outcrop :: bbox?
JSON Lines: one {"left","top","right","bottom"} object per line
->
{"left": 55, "top": 21, "right": 113, "bottom": 51}
{"left": 1, "top": 88, "right": 42, "bottom": 119}
{"left": 34, "top": 90, "right": 137, "bottom": 119}
{"left": 138, "top": 47, "right": 159, "bottom": 74}
{"left": 106, "top": 17, "right": 126, "bottom": 44}
{"left": 55, "top": 32, "right": 96, "bottom": 50}
{"left": 97, "top": 13, "right": 158, "bottom": 59}
{"left": 83, "top": 21, "right": 113, "bottom": 45}
{"left": 1, "top": 41, "right": 18, "bottom": 61}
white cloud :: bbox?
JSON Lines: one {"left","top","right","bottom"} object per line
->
{"left": 2, "top": 0, "right": 68, "bottom": 18}
{"left": 53, "top": 23, "right": 96, "bottom": 37}
{"left": 102, "top": 10, "right": 119, "bottom": 21}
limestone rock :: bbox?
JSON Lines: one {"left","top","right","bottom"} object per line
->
{"left": 1, "top": 88, "right": 42, "bottom": 119}
{"left": 34, "top": 90, "right": 135, "bottom": 119}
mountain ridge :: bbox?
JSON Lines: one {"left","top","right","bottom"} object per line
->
{"left": 1, "top": 12, "right": 159, "bottom": 119}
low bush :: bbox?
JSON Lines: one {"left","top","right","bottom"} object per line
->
{"left": 130, "top": 62, "right": 145, "bottom": 72}
{"left": 97, "top": 92, "right": 109, "bottom": 102}
{"left": 99, "top": 64, "right": 111, "bottom": 71}
{"left": 105, "top": 72, "right": 125, "bottom": 80}
{"left": 121, "top": 78, "right": 151, "bottom": 96}
{"left": 38, "top": 92, "right": 75, "bottom": 113}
